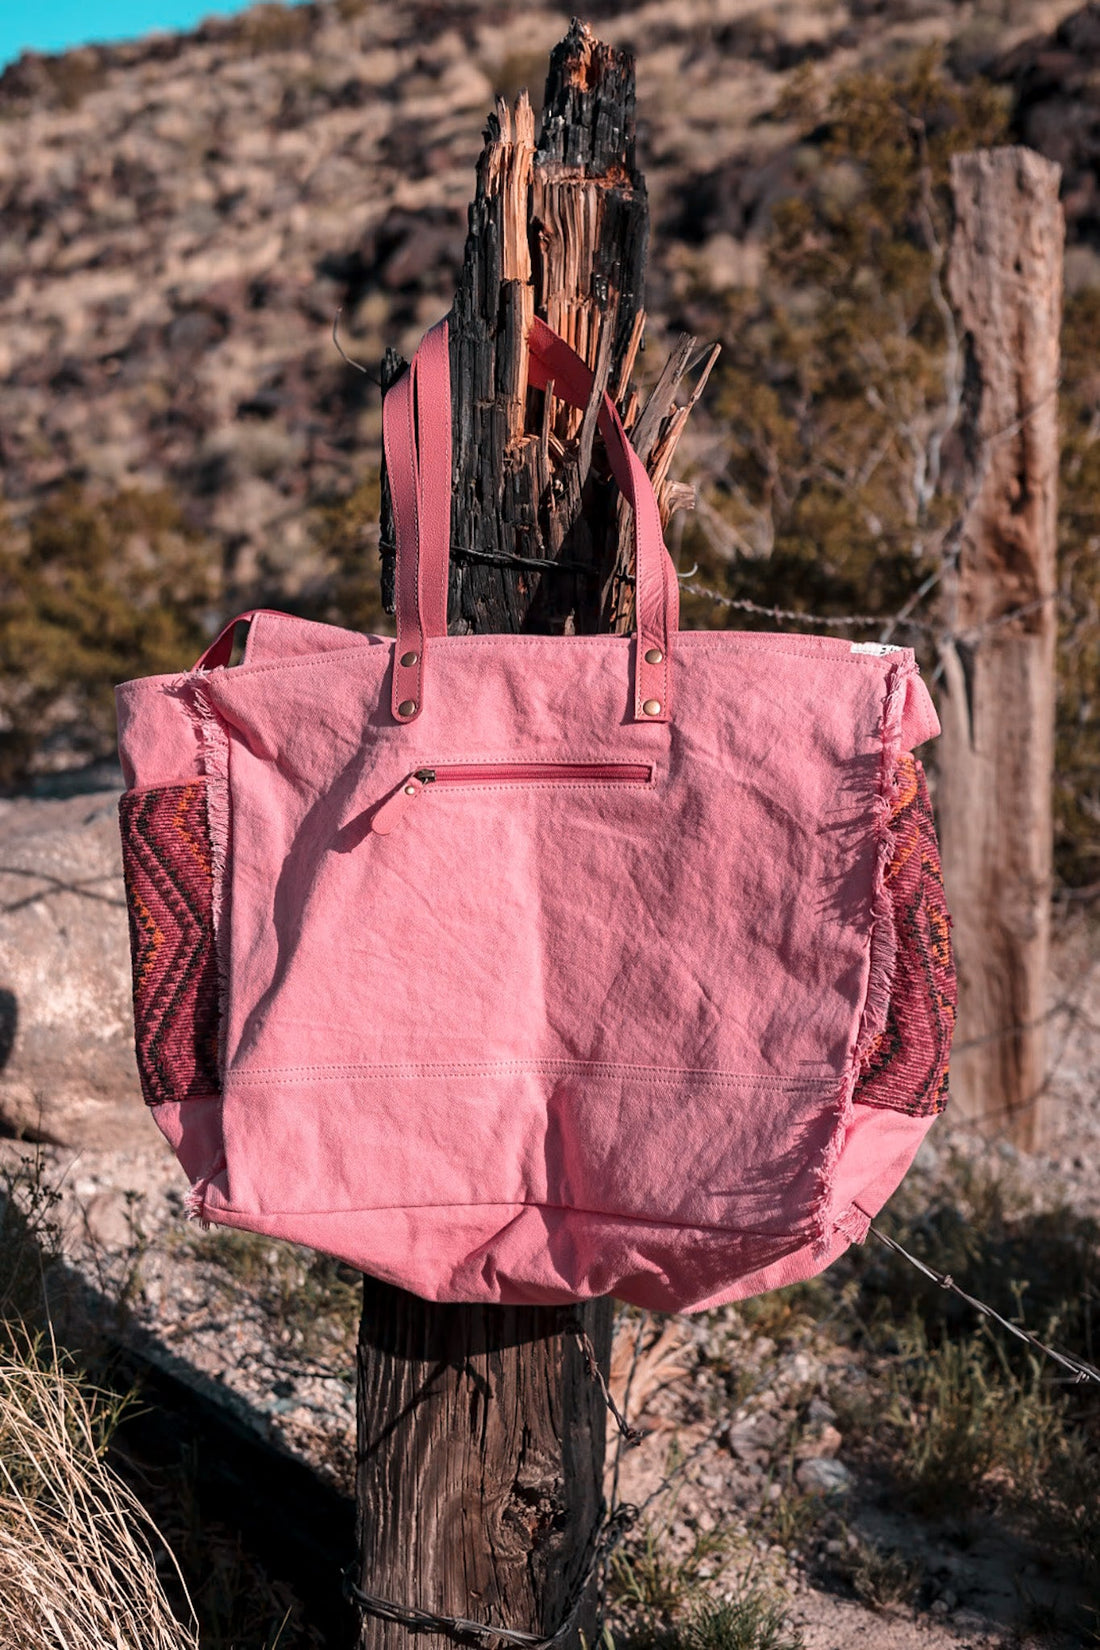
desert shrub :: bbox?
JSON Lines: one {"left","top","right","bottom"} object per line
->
{"left": 611, "top": 1540, "right": 803, "bottom": 1650}
{"left": 832, "top": 1164, "right": 1100, "bottom": 1572}
{"left": 237, "top": 2, "right": 318, "bottom": 54}
{"left": 0, "top": 468, "right": 396, "bottom": 788}
{"left": 612, "top": 1523, "right": 740, "bottom": 1633}
{"left": 0, "top": 1161, "right": 196, "bottom": 1650}
{"left": 0, "top": 1158, "right": 64, "bottom": 1341}
{"left": 833, "top": 1535, "right": 921, "bottom": 1611}
{"left": 880, "top": 1319, "right": 1063, "bottom": 1512}
{"left": 0, "top": 47, "right": 109, "bottom": 115}
{"left": 681, "top": 53, "right": 1009, "bottom": 621}
{"left": 678, "top": 51, "right": 1098, "bottom": 883}
{"left": 0, "top": 1159, "right": 324, "bottom": 1648}
{"left": 679, "top": 1591, "right": 803, "bottom": 1650}
{"left": 0, "top": 485, "right": 218, "bottom": 788}
{"left": 307, "top": 470, "right": 390, "bottom": 636}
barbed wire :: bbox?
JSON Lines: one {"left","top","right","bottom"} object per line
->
{"left": 678, "top": 577, "right": 1066, "bottom": 647}
{"left": 573, "top": 1326, "right": 647, "bottom": 1445}
{"left": 866, "top": 1220, "right": 1100, "bottom": 1386}
{"left": 344, "top": 1504, "right": 638, "bottom": 1648}
{"left": 678, "top": 580, "right": 934, "bottom": 633}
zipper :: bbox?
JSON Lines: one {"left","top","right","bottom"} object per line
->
{"left": 370, "top": 760, "right": 653, "bottom": 836}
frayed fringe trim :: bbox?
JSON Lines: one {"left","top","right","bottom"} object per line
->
{"left": 178, "top": 675, "right": 232, "bottom": 1076}
{"left": 810, "top": 658, "right": 913, "bottom": 1255}
{"left": 183, "top": 678, "right": 230, "bottom": 931}
{"left": 185, "top": 1149, "right": 227, "bottom": 1231}
{"left": 833, "top": 1202, "right": 872, "bottom": 1245}
{"left": 862, "top": 833, "right": 900, "bottom": 1047}
{"left": 185, "top": 1185, "right": 211, "bottom": 1230}
{"left": 811, "top": 1063, "right": 861, "bottom": 1258}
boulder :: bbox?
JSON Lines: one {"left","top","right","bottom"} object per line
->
{"left": 0, "top": 789, "right": 149, "bottom": 1148}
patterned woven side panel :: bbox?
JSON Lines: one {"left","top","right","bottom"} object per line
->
{"left": 854, "top": 754, "right": 957, "bottom": 1118}
{"left": 118, "top": 783, "right": 222, "bottom": 1107}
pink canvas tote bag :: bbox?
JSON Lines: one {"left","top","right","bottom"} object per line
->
{"left": 115, "top": 315, "right": 956, "bottom": 1313}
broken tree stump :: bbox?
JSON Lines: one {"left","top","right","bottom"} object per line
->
{"left": 357, "top": 20, "right": 716, "bottom": 1650}
{"left": 938, "top": 146, "right": 1063, "bottom": 1150}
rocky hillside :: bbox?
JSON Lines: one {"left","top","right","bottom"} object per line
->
{"left": 0, "top": 0, "right": 1094, "bottom": 597}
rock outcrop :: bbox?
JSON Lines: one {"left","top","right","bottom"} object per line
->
{"left": 0, "top": 788, "right": 145, "bottom": 1146}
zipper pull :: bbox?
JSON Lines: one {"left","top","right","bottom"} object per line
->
{"left": 369, "top": 769, "right": 435, "bottom": 835}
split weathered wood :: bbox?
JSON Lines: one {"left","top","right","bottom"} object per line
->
{"left": 356, "top": 1285, "right": 613, "bottom": 1650}
{"left": 378, "top": 27, "right": 716, "bottom": 640}
{"left": 360, "top": 22, "right": 715, "bottom": 1650}
{"left": 938, "top": 146, "right": 1063, "bottom": 1150}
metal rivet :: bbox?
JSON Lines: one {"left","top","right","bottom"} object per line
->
{"left": 644, "top": 647, "right": 663, "bottom": 664}
{"left": 642, "top": 698, "right": 662, "bottom": 716}
{"left": 400, "top": 650, "right": 419, "bottom": 667}
{"left": 398, "top": 700, "right": 418, "bottom": 717}
{"left": 403, "top": 784, "right": 418, "bottom": 795}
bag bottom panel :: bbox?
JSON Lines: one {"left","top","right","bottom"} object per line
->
{"left": 213, "top": 1066, "right": 840, "bottom": 1234}
{"left": 192, "top": 1197, "right": 854, "bottom": 1311}
{"left": 148, "top": 1073, "right": 934, "bottom": 1308}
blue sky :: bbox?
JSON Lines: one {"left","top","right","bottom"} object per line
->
{"left": 0, "top": 0, "right": 306, "bottom": 69}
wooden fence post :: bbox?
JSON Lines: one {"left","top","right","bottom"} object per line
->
{"left": 937, "top": 146, "right": 1063, "bottom": 1149}
{"left": 355, "top": 24, "right": 712, "bottom": 1649}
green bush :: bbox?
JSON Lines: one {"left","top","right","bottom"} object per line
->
{"left": 836, "top": 1165, "right": 1100, "bottom": 1577}
{"left": 681, "top": 53, "right": 1009, "bottom": 628}
{"left": 0, "top": 486, "right": 218, "bottom": 789}
{"left": 307, "top": 471, "right": 389, "bottom": 637}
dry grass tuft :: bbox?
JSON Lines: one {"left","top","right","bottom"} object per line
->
{"left": 0, "top": 1334, "right": 198, "bottom": 1650}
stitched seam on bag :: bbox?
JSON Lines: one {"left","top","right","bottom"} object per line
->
{"left": 118, "top": 635, "right": 914, "bottom": 693}
{"left": 120, "top": 780, "right": 205, "bottom": 798}
{"left": 203, "top": 1196, "right": 819, "bottom": 1238}
{"left": 228, "top": 1060, "right": 833, "bottom": 1087}
{"left": 189, "top": 636, "right": 913, "bottom": 683}
{"left": 179, "top": 680, "right": 232, "bottom": 1083}
{"left": 149, "top": 1094, "right": 220, "bottom": 1109}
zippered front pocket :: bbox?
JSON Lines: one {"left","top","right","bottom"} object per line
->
{"left": 370, "top": 760, "right": 655, "bottom": 836}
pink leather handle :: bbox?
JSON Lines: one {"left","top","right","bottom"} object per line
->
{"left": 194, "top": 609, "right": 260, "bottom": 670}
{"left": 382, "top": 319, "right": 452, "bottom": 723}
{"left": 382, "top": 315, "right": 678, "bottom": 724}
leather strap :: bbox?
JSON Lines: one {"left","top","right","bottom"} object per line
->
{"left": 526, "top": 318, "right": 677, "bottom": 722}
{"left": 385, "top": 315, "right": 678, "bottom": 723}
{"left": 194, "top": 610, "right": 260, "bottom": 670}
{"left": 382, "top": 318, "right": 452, "bottom": 722}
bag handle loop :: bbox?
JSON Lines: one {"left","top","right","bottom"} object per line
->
{"left": 383, "top": 319, "right": 452, "bottom": 723}
{"left": 383, "top": 315, "right": 677, "bottom": 724}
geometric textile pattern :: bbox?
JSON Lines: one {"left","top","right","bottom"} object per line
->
{"left": 852, "top": 753, "right": 957, "bottom": 1118}
{"left": 118, "top": 782, "right": 221, "bottom": 1107}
